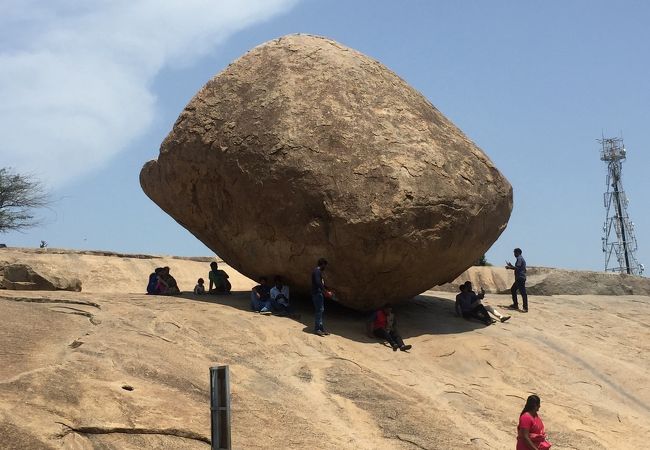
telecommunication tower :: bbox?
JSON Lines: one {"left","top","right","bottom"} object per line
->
{"left": 600, "top": 137, "right": 643, "bottom": 275}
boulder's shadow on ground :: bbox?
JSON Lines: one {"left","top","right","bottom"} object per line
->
{"left": 178, "top": 290, "right": 487, "bottom": 343}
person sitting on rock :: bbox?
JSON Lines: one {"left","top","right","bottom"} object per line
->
{"left": 367, "top": 304, "right": 412, "bottom": 352}
{"left": 463, "top": 281, "right": 510, "bottom": 323}
{"left": 269, "top": 276, "right": 291, "bottom": 316}
{"left": 251, "top": 276, "right": 271, "bottom": 313}
{"left": 159, "top": 266, "right": 180, "bottom": 295}
{"left": 455, "top": 283, "right": 497, "bottom": 325}
{"left": 208, "top": 261, "right": 231, "bottom": 294}
{"left": 194, "top": 278, "right": 206, "bottom": 295}
{"left": 147, "top": 267, "right": 163, "bottom": 294}
{"left": 155, "top": 267, "right": 169, "bottom": 294}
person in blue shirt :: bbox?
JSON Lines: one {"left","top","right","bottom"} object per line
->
{"left": 251, "top": 276, "right": 271, "bottom": 313}
{"left": 146, "top": 267, "right": 163, "bottom": 294}
{"left": 459, "top": 281, "right": 510, "bottom": 323}
{"left": 455, "top": 283, "right": 493, "bottom": 325}
{"left": 311, "top": 258, "right": 329, "bottom": 336}
{"left": 506, "top": 248, "right": 528, "bottom": 312}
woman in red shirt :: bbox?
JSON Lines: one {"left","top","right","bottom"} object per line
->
{"left": 517, "top": 395, "right": 551, "bottom": 450}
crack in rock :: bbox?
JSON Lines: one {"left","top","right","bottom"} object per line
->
{"left": 395, "top": 433, "right": 431, "bottom": 450}
{"left": 0, "top": 295, "right": 100, "bottom": 309}
{"left": 56, "top": 422, "right": 211, "bottom": 445}
{"left": 49, "top": 306, "right": 101, "bottom": 325}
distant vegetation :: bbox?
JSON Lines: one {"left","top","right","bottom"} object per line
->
{"left": 0, "top": 168, "right": 50, "bottom": 233}
{"left": 474, "top": 254, "right": 491, "bottom": 266}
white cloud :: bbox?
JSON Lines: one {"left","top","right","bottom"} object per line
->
{"left": 0, "top": 0, "right": 298, "bottom": 187}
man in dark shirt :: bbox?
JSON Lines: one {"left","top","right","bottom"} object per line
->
{"left": 209, "top": 261, "right": 231, "bottom": 294}
{"left": 311, "top": 258, "right": 329, "bottom": 336}
{"left": 251, "top": 276, "right": 271, "bottom": 313}
{"left": 455, "top": 283, "right": 493, "bottom": 325}
{"left": 506, "top": 248, "right": 528, "bottom": 312}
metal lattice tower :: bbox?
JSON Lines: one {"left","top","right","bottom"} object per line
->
{"left": 600, "top": 137, "right": 643, "bottom": 275}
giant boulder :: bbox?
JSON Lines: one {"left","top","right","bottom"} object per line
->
{"left": 140, "top": 34, "right": 512, "bottom": 310}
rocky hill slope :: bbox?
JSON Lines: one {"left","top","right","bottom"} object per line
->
{"left": 0, "top": 248, "right": 648, "bottom": 449}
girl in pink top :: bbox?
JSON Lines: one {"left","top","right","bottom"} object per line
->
{"left": 517, "top": 395, "right": 551, "bottom": 450}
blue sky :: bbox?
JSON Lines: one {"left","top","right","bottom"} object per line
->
{"left": 2, "top": 0, "right": 649, "bottom": 273}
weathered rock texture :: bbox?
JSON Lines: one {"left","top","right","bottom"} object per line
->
{"left": 0, "top": 263, "right": 82, "bottom": 292}
{"left": 140, "top": 34, "right": 512, "bottom": 309}
{"left": 437, "top": 265, "right": 650, "bottom": 296}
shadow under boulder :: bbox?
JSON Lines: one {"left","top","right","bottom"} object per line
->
{"left": 0, "top": 263, "right": 82, "bottom": 292}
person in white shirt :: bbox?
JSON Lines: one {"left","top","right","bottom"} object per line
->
{"left": 270, "top": 276, "right": 291, "bottom": 316}
{"left": 193, "top": 278, "right": 206, "bottom": 295}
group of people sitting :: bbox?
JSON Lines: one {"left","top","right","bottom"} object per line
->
{"left": 250, "top": 276, "right": 294, "bottom": 317}
{"left": 455, "top": 281, "right": 511, "bottom": 325}
{"left": 146, "top": 266, "right": 180, "bottom": 295}
{"left": 147, "top": 261, "right": 232, "bottom": 296}
{"left": 143, "top": 258, "right": 420, "bottom": 353}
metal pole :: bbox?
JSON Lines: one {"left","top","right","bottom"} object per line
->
{"left": 612, "top": 173, "right": 631, "bottom": 274}
{"left": 210, "top": 365, "right": 231, "bottom": 450}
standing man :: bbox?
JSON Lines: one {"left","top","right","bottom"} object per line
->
{"left": 506, "top": 248, "right": 528, "bottom": 312}
{"left": 311, "top": 258, "right": 330, "bottom": 336}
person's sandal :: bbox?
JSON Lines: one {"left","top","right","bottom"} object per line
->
{"left": 501, "top": 316, "right": 511, "bottom": 323}
{"left": 400, "top": 344, "right": 412, "bottom": 351}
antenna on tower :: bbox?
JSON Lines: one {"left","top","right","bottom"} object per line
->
{"left": 599, "top": 136, "right": 643, "bottom": 275}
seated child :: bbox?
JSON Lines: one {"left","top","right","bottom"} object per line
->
{"left": 194, "top": 278, "right": 206, "bottom": 295}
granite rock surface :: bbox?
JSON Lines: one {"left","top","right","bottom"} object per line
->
{"left": 140, "top": 34, "right": 512, "bottom": 309}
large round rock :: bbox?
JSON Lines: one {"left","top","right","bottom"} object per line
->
{"left": 140, "top": 34, "right": 512, "bottom": 310}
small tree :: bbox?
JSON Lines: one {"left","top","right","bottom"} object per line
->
{"left": 474, "top": 254, "right": 491, "bottom": 266}
{"left": 0, "top": 168, "right": 50, "bottom": 233}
